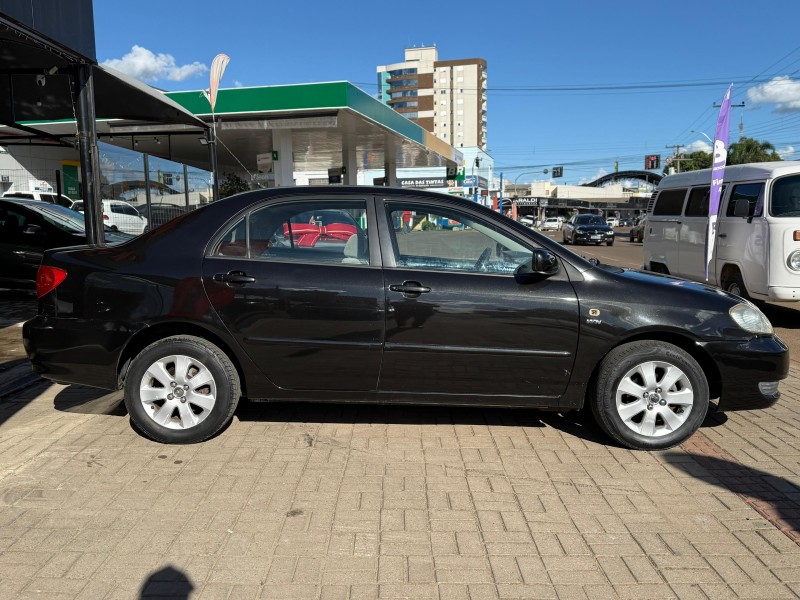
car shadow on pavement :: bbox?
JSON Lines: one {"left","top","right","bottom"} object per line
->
{"left": 663, "top": 448, "right": 800, "bottom": 544}
{"left": 53, "top": 385, "right": 126, "bottom": 416}
{"left": 761, "top": 302, "right": 800, "bottom": 329}
{"left": 233, "top": 400, "right": 617, "bottom": 446}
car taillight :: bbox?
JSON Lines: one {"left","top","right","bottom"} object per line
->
{"left": 36, "top": 266, "right": 68, "bottom": 299}
{"left": 103, "top": 215, "right": 109, "bottom": 220}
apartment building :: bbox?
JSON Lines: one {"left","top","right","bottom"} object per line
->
{"left": 377, "top": 46, "right": 487, "bottom": 151}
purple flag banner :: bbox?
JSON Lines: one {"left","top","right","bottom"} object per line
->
{"left": 705, "top": 84, "right": 733, "bottom": 280}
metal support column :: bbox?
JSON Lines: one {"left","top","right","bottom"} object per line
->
{"left": 75, "top": 64, "right": 104, "bottom": 245}
{"left": 206, "top": 126, "right": 220, "bottom": 201}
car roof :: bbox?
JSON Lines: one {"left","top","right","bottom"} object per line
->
{"left": 658, "top": 160, "right": 800, "bottom": 189}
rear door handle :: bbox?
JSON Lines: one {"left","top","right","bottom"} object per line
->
{"left": 213, "top": 270, "right": 256, "bottom": 285}
{"left": 389, "top": 281, "right": 431, "bottom": 297}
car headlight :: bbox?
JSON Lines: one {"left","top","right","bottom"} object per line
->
{"left": 606, "top": 230, "right": 614, "bottom": 236}
{"left": 788, "top": 250, "right": 800, "bottom": 271}
{"left": 729, "top": 303, "right": 773, "bottom": 334}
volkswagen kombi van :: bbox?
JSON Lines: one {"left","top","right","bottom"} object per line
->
{"left": 643, "top": 162, "right": 800, "bottom": 302}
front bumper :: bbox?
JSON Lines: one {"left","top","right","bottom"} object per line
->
{"left": 573, "top": 231, "right": 614, "bottom": 243}
{"left": 699, "top": 335, "right": 789, "bottom": 411}
{"left": 768, "top": 286, "right": 800, "bottom": 302}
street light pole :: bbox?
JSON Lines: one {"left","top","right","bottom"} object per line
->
{"left": 691, "top": 130, "right": 713, "bottom": 144}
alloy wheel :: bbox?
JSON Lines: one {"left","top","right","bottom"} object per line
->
{"left": 138, "top": 354, "right": 217, "bottom": 430}
{"left": 614, "top": 360, "right": 694, "bottom": 437}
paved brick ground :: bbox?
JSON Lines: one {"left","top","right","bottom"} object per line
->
{"left": 0, "top": 303, "right": 799, "bottom": 598}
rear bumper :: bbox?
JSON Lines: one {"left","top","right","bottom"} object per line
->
{"left": 22, "top": 315, "right": 122, "bottom": 390}
{"left": 699, "top": 335, "right": 790, "bottom": 411}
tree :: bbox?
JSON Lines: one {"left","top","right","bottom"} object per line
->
{"left": 675, "top": 151, "right": 714, "bottom": 174}
{"left": 219, "top": 173, "right": 250, "bottom": 198}
{"left": 727, "top": 136, "right": 782, "bottom": 165}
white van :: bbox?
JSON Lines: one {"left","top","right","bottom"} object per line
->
{"left": 643, "top": 161, "right": 800, "bottom": 302}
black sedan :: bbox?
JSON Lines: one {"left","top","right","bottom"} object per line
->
{"left": 563, "top": 213, "right": 615, "bottom": 246}
{"left": 23, "top": 187, "right": 788, "bottom": 450}
{"left": 0, "top": 198, "right": 131, "bottom": 290}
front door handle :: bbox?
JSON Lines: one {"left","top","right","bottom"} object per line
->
{"left": 389, "top": 281, "right": 431, "bottom": 297}
{"left": 718, "top": 233, "right": 727, "bottom": 238}
{"left": 213, "top": 270, "right": 256, "bottom": 285}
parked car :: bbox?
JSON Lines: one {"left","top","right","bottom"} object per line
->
{"left": 606, "top": 217, "right": 620, "bottom": 228}
{"left": 24, "top": 186, "right": 788, "bottom": 450}
{"left": 518, "top": 215, "right": 536, "bottom": 227}
{"left": 563, "top": 213, "right": 615, "bottom": 246}
{"left": 0, "top": 198, "right": 131, "bottom": 290}
{"left": 618, "top": 217, "right": 634, "bottom": 227}
{"left": 3, "top": 191, "right": 77, "bottom": 209}
{"left": 630, "top": 215, "right": 647, "bottom": 243}
{"left": 74, "top": 199, "right": 147, "bottom": 235}
{"left": 137, "top": 203, "right": 188, "bottom": 231}
{"left": 540, "top": 217, "right": 562, "bottom": 231}
{"left": 644, "top": 162, "right": 800, "bottom": 303}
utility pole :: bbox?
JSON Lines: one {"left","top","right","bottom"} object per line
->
{"left": 665, "top": 144, "right": 684, "bottom": 173}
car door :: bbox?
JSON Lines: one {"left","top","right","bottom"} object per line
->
{"left": 0, "top": 204, "right": 47, "bottom": 284}
{"left": 376, "top": 196, "right": 580, "bottom": 401}
{"left": 202, "top": 195, "right": 385, "bottom": 392}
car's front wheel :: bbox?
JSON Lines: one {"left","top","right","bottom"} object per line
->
{"left": 591, "top": 341, "right": 709, "bottom": 450}
{"left": 123, "top": 335, "right": 240, "bottom": 444}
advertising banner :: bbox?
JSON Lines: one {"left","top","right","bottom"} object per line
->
{"left": 705, "top": 84, "right": 733, "bottom": 281}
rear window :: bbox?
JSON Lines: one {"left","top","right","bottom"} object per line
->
{"left": 110, "top": 203, "right": 139, "bottom": 216}
{"left": 653, "top": 189, "right": 687, "bottom": 216}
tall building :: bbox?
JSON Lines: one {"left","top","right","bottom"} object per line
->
{"left": 377, "top": 47, "right": 487, "bottom": 151}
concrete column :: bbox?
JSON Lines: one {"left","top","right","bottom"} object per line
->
{"left": 272, "top": 129, "right": 294, "bottom": 187}
{"left": 384, "top": 139, "right": 397, "bottom": 186}
{"left": 342, "top": 145, "right": 357, "bottom": 185}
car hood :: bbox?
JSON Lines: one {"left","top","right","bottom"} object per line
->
{"left": 607, "top": 266, "right": 741, "bottom": 306}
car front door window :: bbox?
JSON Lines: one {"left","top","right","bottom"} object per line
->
{"left": 385, "top": 204, "right": 532, "bottom": 275}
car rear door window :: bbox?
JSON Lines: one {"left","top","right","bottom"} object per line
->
{"left": 214, "top": 201, "right": 369, "bottom": 265}
{"left": 684, "top": 187, "right": 710, "bottom": 216}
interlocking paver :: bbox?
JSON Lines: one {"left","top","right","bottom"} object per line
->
{"left": 1, "top": 299, "right": 800, "bottom": 597}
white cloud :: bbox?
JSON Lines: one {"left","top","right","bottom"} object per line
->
{"left": 103, "top": 45, "right": 208, "bottom": 83}
{"left": 685, "top": 140, "right": 712, "bottom": 153}
{"left": 577, "top": 168, "right": 608, "bottom": 185}
{"left": 747, "top": 76, "right": 800, "bottom": 112}
{"left": 778, "top": 145, "right": 796, "bottom": 159}
{"left": 233, "top": 80, "right": 244, "bottom": 88}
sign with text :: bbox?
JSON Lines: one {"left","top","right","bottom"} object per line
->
{"left": 397, "top": 177, "right": 447, "bottom": 189}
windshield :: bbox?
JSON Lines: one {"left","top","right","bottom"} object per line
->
{"left": 28, "top": 203, "right": 85, "bottom": 234}
{"left": 771, "top": 175, "right": 800, "bottom": 217}
{"left": 575, "top": 215, "right": 606, "bottom": 226}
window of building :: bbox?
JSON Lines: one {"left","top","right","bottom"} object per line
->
{"left": 457, "top": 99, "right": 464, "bottom": 105}
{"left": 457, "top": 76, "right": 464, "bottom": 82}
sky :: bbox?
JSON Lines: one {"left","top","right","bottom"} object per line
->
{"left": 94, "top": 0, "right": 800, "bottom": 184}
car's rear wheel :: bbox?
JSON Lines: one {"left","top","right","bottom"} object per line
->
{"left": 123, "top": 335, "right": 240, "bottom": 444}
{"left": 590, "top": 341, "right": 709, "bottom": 450}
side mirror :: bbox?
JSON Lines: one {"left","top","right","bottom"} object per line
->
{"left": 733, "top": 198, "right": 750, "bottom": 218}
{"left": 23, "top": 224, "right": 42, "bottom": 235}
{"left": 516, "top": 248, "right": 560, "bottom": 281}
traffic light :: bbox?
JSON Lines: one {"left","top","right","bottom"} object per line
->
{"left": 645, "top": 154, "right": 661, "bottom": 170}
{"left": 552, "top": 166, "right": 563, "bottom": 178}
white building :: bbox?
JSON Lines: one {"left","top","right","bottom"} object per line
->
{"left": 377, "top": 47, "right": 487, "bottom": 151}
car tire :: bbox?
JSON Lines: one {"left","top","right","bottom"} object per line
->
{"left": 590, "top": 341, "right": 709, "bottom": 450}
{"left": 123, "top": 335, "right": 241, "bottom": 444}
{"left": 721, "top": 270, "right": 750, "bottom": 301}
{"left": 606, "top": 240, "right": 614, "bottom": 246}
{"left": 563, "top": 233, "right": 569, "bottom": 244}
{"left": 630, "top": 232, "right": 635, "bottom": 243}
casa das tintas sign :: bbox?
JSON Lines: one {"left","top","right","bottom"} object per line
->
{"left": 397, "top": 177, "right": 447, "bottom": 189}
